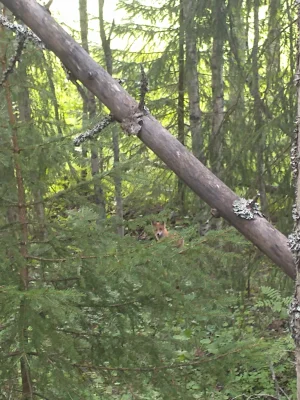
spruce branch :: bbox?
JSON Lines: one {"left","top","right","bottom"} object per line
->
{"left": 72, "top": 78, "right": 126, "bottom": 145}
{"left": 13, "top": 389, "right": 50, "bottom": 400}
{"left": 0, "top": 15, "right": 44, "bottom": 49}
{"left": 73, "top": 115, "right": 115, "bottom": 146}
{"left": 29, "top": 277, "right": 80, "bottom": 283}
{"left": 75, "top": 341, "right": 262, "bottom": 373}
{"left": 0, "top": 32, "right": 25, "bottom": 86}
{"left": 26, "top": 255, "right": 98, "bottom": 262}
{"left": 0, "top": 15, "right": 44, "bottom": 85}
{"left": 138, "top": 64, "right": 149, "bottom": 112}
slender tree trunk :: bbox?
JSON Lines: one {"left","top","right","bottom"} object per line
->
{"left": 210, "top": 0, "right": 225, "bottom": 176}
{"left": 227, "top": 0, "right": 247, "bottom": 109}
{"left": 10, "top": 81, "right": 32, "bottom": 400}
{"left": 226, "top": 0, "right": 248, "bottom": 199}
{"left": 228, "top": 0, "right": 246, "bottom": 69}
{"left": 79, "top": 0, "right": 106, "bottom": 218}
{"left": 290, "top": 6, "right": 300, "bottom": 398}
{"left": 79, "top": 0, "right": 88, "bottom": 184}
{"left": 0, "top": 14, "right": 32, "bottom": 397}
{"left": 287, "top": 0, "right": 296, "bottom": 127}
{"left": 44, "top": 52, "right": 78, "bottom": 180}
{"left": 18, "top": 65, "right": 48, "bottom": 240}
{"left": 183, "top": 0, "right": 203, "bottom": 164}
{"left": 177, "top": 0, "right": 186, "bottom": 214}
{"left": 182, "top": 0, "right": 204, "bottom": 220}
{"left": 44, "top": 53, "right": 62, "bottom": 133}
{"left": 267, "top": 0, "right": 280, "bottom": 77}
{"left": 99, "top": 0, "right": 124, "bottom": 236}
{"left": 112, "top": 128, "right": 124, "bottom": 236}
{"left": 252, "top": 0, "right": 268, "bottom": 215}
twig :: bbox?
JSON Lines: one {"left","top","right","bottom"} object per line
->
{"left": 73, "top": 115, "right": 115, "bottom": 146}
{"left": 0, "top": 15, "right": 44, "bottom": 48}
{"left": 75, "top": 341, "right": 262, "bottom": 373}
{"left": 269, "top": 362, "right": 280, "bottom": 399}
{"left": 138, "top": 64, "right": 148, "bottom": 111}
{"left": 26, "top": 255, "right": 97, "bottom": 262}
{"left": 29, "top": 277, "right": 80, "bottom": 283}
{"left": 0, "top": 33, "right": 25, "bottom": 86}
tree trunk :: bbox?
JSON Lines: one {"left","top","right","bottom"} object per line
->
{"left": 182, "top": 0, "right": 203, "bottom": 219}
{"left": 112, "top": 127, "right": 124, "bottom": 236}
{"left": 267, "top": 0, "right": 280, "bottom": 79}
{"left": 99, "top": 0, "right": 124, "bottom": 236}
{"left": 18, "top": 64, "right": 48, "bottom": 240}
{"left": 79, "top": 0, "right": 106, "bottom": 218}
{"left": 210, "top": 0, "right": 225, "bottom": 176}
{"left": 3, "top": 0, "right": 296, "bottom": 279}
{"left": 290, "top": 6, "right": 300, "bottom": 398}
{"left": 43, "top": 51, "right": 78, "bottom": 180}
{"left": 227, "top": 0, "right": 247, "bottom": 114}
{"left": 177, "top": 0, "right": 186, "bottom": 214}
{"left": 79, "top": 0, "right": 88, "bottom": 185}
{"left": 183, "top": 0, "right": 203, "bottom": 164}
{"left": 252, "top": 0, "right": 268, "bottom": 215}
{"left": 0, "top": 15, "right": 32, "bottom": 397}
{"left": 286, "top": 0, "right": 296, "bottom": 131}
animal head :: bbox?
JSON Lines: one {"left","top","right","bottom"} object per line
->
{"left": 152, "top": 221, "right": 168, "bottom": 241}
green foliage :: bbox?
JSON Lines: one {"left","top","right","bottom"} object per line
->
{"left": 0, "top": 0, "right": 297, "bottom": 399}
{"left": 2, "top": 214, "right": 294, "bottom": 398}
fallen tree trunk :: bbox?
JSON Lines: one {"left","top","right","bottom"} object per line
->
{"left": 2, "top": 0, "right": 296, "bottom": 279}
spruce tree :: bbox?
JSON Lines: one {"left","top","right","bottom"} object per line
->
{"left": 0, "top": 1, "right": 298, "bottom": 398}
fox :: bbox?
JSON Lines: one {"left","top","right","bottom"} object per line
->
{"left": 152, "top": 221, "right": 184, "bottom": 248}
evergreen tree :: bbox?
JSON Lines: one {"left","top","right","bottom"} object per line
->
{"left": 0, "top": 1, "right": 298, "bottom": 398}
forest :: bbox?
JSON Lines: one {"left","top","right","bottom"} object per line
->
{"left": 0, "top": 0, "right": 299, "bottom": 399}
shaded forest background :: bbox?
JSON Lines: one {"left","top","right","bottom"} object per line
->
{"left": 0, "top": 0, "right": 298, "bottom": 398}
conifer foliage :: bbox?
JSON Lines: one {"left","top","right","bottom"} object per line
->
{"left": 0, "top": 1, "right": 298, "bottom": 399}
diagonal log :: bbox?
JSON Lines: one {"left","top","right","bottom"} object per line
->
{"left": 2, "top": 0, "right": 296, "bottom": 279}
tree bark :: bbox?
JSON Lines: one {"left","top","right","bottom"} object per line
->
{"left": 79, "top": 0, "right": 106, "bottom": 218}
{"left": 291, "top": 5, "right": 300, "bottom": 398}
{"left": 210, "top": 0, "right": 225, "bottom": 176}
{"left": 177, "top": 0, "right": 186, "bottom": 214}
{"left": 183, "top": 0, "right": 203, "bottom": 164}
{"left": 0, "top": 14, "right": 32, "bottom": 397}
{"left": 183, "top": 0, "right": 203, "bottom": 218}
{"left": 2, "top": 0, "right": 296, "bottom": 280}
{"left": 252, "top": 0, "right": 268, "bottom": 216}
{"left": 267, "top": 0, "right": 281, "bottom": 80}
{"left": 18, "top": 65, "right": 48, "bottom": 241}
{"left": 286, "top": 0, "right": 296, "bottom": 127}
{"left": 99, "top": 0, "right": 124, "bottom": 235}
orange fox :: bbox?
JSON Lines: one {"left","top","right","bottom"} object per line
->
{"left": 152, "top": 221, "right": 184, "bottom": 248}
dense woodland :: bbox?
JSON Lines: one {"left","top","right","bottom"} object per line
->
{"left": 0, "top": 0, "right": 299, "bottom": 398}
